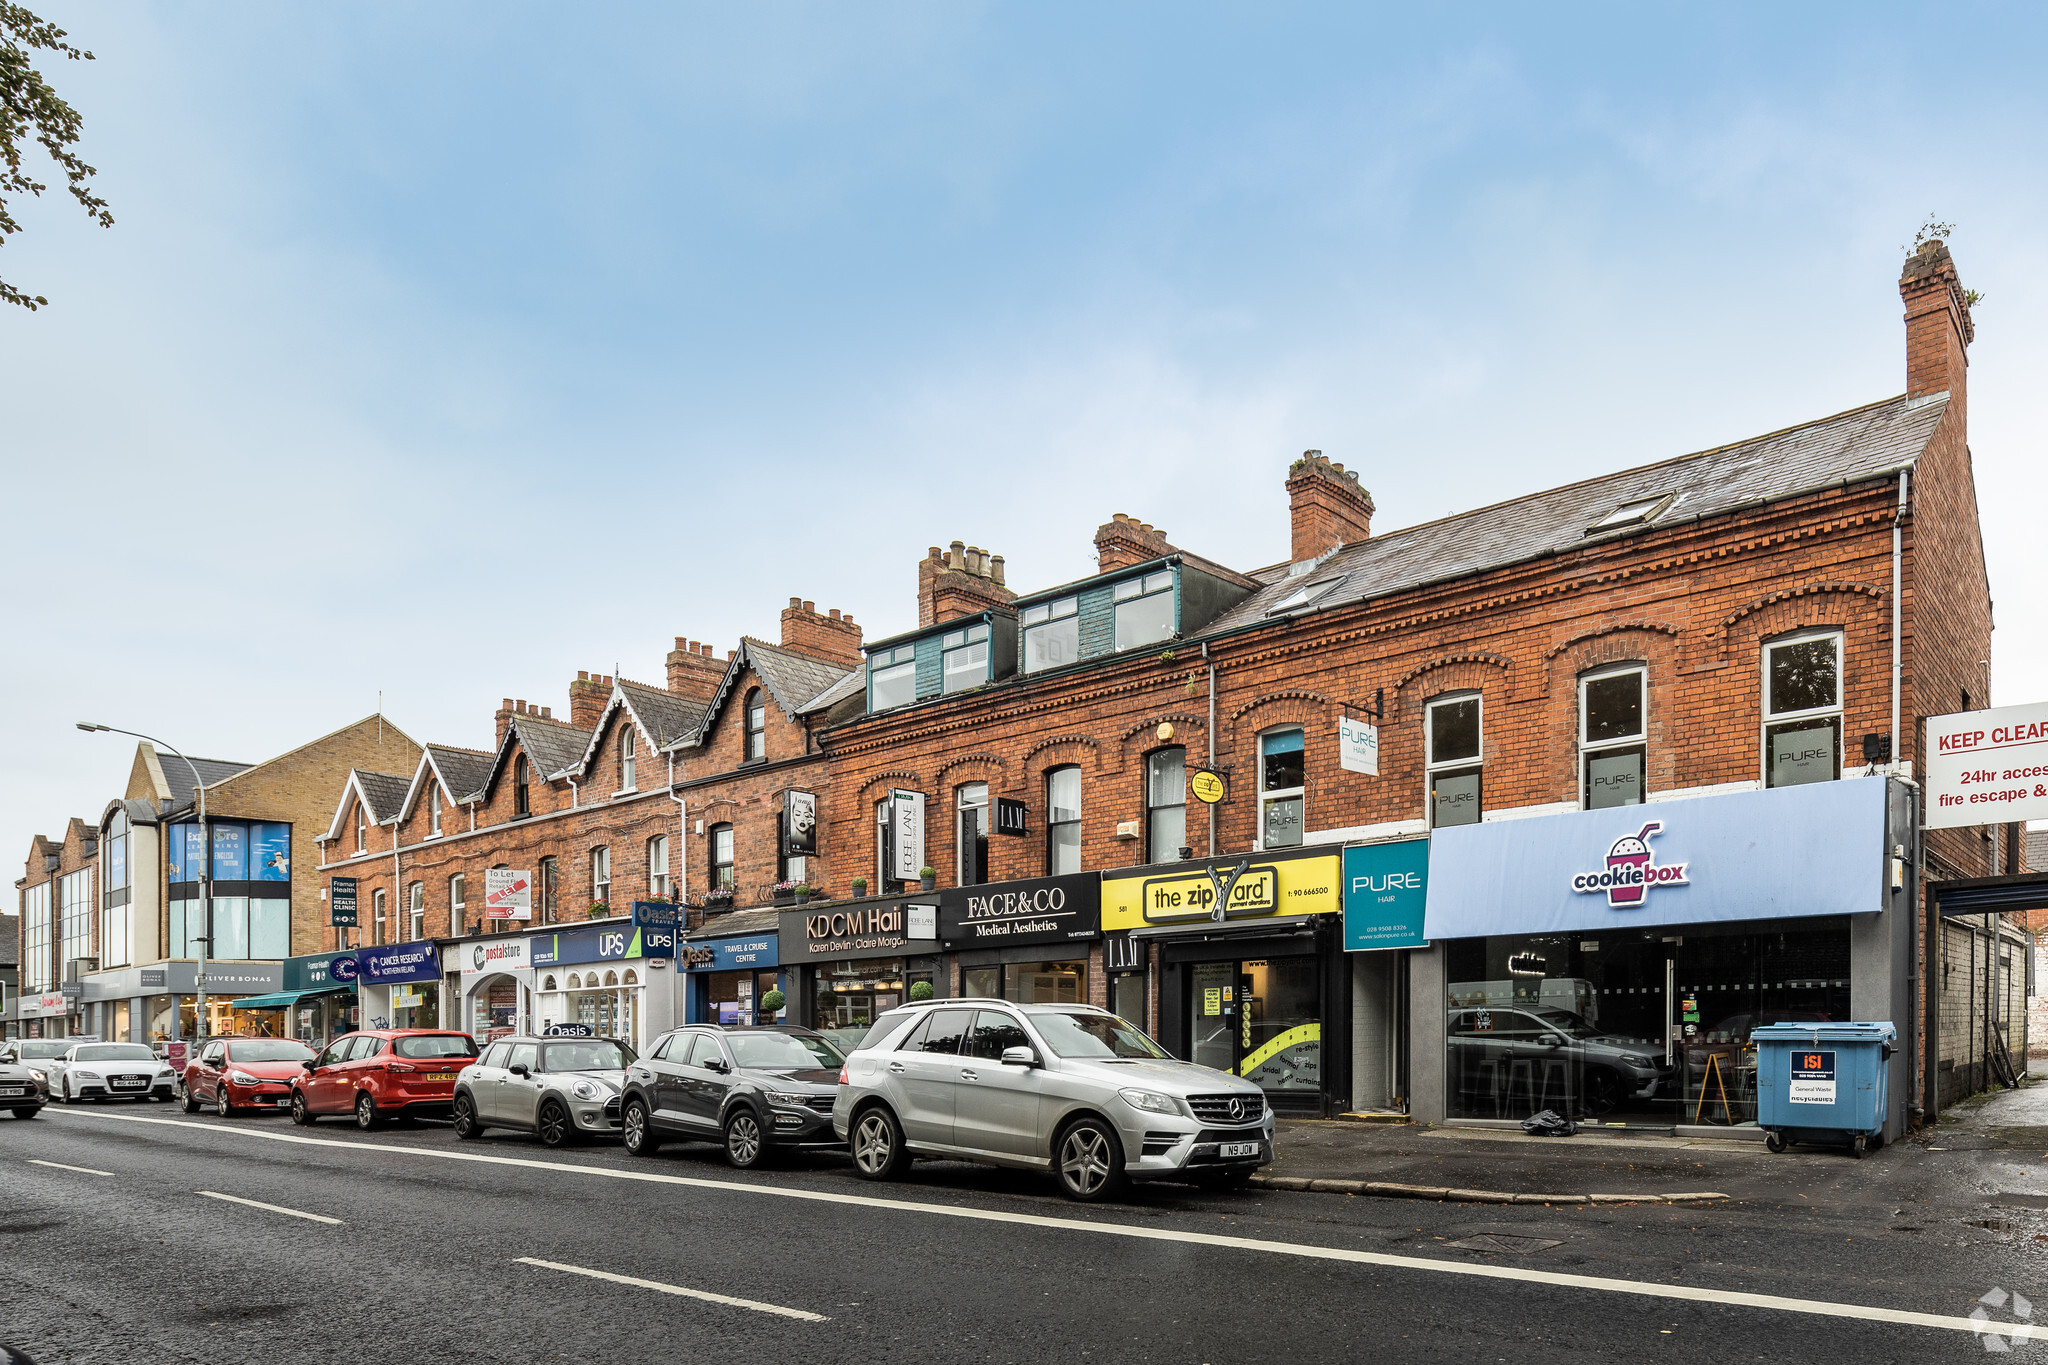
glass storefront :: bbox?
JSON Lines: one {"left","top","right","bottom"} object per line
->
{"left": 812, "top": 957, "right": 937, "bottom": 1051}
{"left": 389, "top": 985, "right": 439, "bottom": 1031}
{"left": 701, "top": 969, "right": 780, "bottom": 1025}
{"left": 962, "top": 960, "right": 1087, "bottom": 1004}
{"left": 1443, "top": 917, "right": 1851, "bottom": 1126}
{"left": 1187, "top": 957, "right": 1323, "bottom": 1097}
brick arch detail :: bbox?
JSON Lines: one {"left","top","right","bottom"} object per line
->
{"left": 1712, "top": 581, "right": 1886, "bottom": 663}
{"left": 850, "top": 770, "right": 923, "bottom": 803}
{"left": 1392, "top": 653, "right": 1514, "bottom": 722}
{"left": 1540, "top": 625, "right": 1687, "bottom": 798}
{"left": 1226, "top": 690, "right": 1333, "bottom": 748}
{"left": 1113, "top": 712, "right": 1209, "bottom": 769}
{"left": 1020, "top": 734, "right": 1105, "bottom": 782}
{"left": 934, "top": 752, "right": 1008, "bottom": 789}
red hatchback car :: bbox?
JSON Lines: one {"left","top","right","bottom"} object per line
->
{"left": 182, "top": 1037, "right": 318, "bottom": 1116}
{"left": 289, "top": 1029, "right": 480, "bottom": 1129}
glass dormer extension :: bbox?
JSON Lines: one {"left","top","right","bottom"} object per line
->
{"left": 864, "top": 610, "right": 1018, "bottom": 713}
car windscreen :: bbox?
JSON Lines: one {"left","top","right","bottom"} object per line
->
{"left": 228, "top": 1040, "right": 316, "bottom": 1063}
{"left": 75, "top": 1044, "right": 158, "bottom": 1063}
{"left": 541, "top": 1040, "right": 634, "bottom": 1072}
{"left": 16, "top": 1043, "right": 69, "bottom": 1060}
{"left": 728, "top": 1031, "right": 844, "bottom": 1070}
{"left": 393, "top": 1035, "right": 480, "bottom": 1060}
{"left": 1024, "top": 1011, "right": 1169, "bottom": 1061}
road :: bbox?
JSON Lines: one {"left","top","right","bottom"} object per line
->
{"left": 0, "top": 1102, "right": 2037, "bottom": 1363}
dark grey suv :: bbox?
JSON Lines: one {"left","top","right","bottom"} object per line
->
{"left": 619, "top": 1025, "right": 847, "bottom": 1169}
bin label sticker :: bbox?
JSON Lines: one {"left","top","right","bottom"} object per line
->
{"left": 1788, "top": 1049, "right": 1837, "bottom": 1105}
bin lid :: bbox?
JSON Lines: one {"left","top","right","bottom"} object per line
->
{"left": 1751, "top": 1021, "right": 1896, "bottom": 1043}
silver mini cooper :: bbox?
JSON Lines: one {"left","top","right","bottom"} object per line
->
{"left": 453, "top": 1035, "right": 632, "bottom": 1147}
{"left": 833, "top": 1000, "right": 1273, "bottom": 1202}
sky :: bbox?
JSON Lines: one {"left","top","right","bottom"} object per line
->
{"left": 4, "top": 3, "right": 2048, "bottom": 861}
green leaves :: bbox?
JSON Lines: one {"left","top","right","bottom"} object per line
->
{"left": 2, "top": 2, "right": 113, "bottom": 312}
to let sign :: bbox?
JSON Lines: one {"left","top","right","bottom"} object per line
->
{"left": 484, "top": 868, "right": 533, "bottom": 920}
{"left": 1925, "top": 701, "right": 2048, "bottom": 829}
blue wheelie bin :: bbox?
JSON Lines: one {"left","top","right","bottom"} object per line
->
{"left": 1752, "top": 1022, "right": 1895, "bottom": 1158}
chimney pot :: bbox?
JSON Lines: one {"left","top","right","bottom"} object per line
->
{"left": 802, "top": 599, "right": 815, "bottom": 612}
{"left": 788, "top": 596, "right": 801, "bottom": 609}
{"left": 991, "top": 554, "right": 1006, "bottom": 585}
{"left": 502, "top": 698, "right": 513, "bottom": 711}
{"left": 674, "top": 637, "right": 685, "bottom": 650}
{"left": 829, "top": 608, "right": 841, "bottom": 620}
{"left": 541, "top": 706, "right": 551, "bottom": 719}
{"left": 1286, "top": 448, "right": 1374, "bottom": 562}
{"left": 516, "top": 699, "right": 527, "bottom": 712}
{"left": 577, "top": 670, "right": 589, "bottom": 681}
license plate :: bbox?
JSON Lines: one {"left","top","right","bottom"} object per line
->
{"left": 0, "top": 1087, "right": 25, "bottom": 1097}
{"left": 274, "top": 1097, "right": 293, "bottom": 1106}
{"left": 423, "top": 1073, "right": 455, "bottom": 1083}
{"left": 1218, "top": 1141, "right": 1261, "bottom": 1159}
{"left": 111, "top": 1080, "right": 145, "bottom": 1089}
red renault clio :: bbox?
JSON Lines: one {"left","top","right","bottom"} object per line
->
{"left": 289, "top": 1029, "right": 479, "bottom": 1129}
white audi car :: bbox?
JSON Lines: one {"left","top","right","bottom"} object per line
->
{"left": 44, "top": 1042, "right": 178, "bottom": 1104}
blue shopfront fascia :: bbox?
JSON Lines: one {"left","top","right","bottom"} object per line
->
{"left": 1422, "top": 777, "right": 1888, "bottom": 940}
{"left": 690, "top": 934, "right": 780, "bottom": 972}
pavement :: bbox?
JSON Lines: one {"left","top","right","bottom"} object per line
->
{"left": 1, "top": 1089, "right": 2043, "bottom": 1363}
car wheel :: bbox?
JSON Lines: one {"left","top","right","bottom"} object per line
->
{"left": 58, "top": 1079, "right": 72, "bottom": 1105}
{"left": 215, "top": 1085, "right": 233, "bottom": 1118}
{"left": 9, "top": 1108, "right": 37, "bottom": 1120}
{"left": 354, "top": 1091, "right": 381, "bottom": 1130}
{"left": 181, "top": 1082, "right": 201, "bottom": 1114}
{"left": 849, "top": 1106, "right": 910, "bottom": 1182}
{"left": 1054, "top": 1117, "right": 1128, "bottom": 1203}
{"left": 621, "top": 1099, "right": 660, "bottom": 1157}
{"left": 536, "top": 1100, "right": 575, "bottom": 1149}
{"left": 452, "top": 1092, "right": 485, "bottom": 1140}
{"left": 724, "top": 1108, "right": 767, "bottom": 1169}
{"left": 1582, "top": 1068, "right": 1622, "bottom": 1117}
{"left": 290, "top": 1091, "right": 315, "bottom": 1126}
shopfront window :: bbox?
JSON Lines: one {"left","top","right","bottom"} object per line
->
{"left": 390, "top": 981, "right": 439, "bottom": 1030}
{"left": 962, "top": 960, "right": 1087, "bottom": 1004}
{"left": 813, "top": 958, "right": 934, "bottom": 1051}
{"left": 1259, "top": 730, "right": 1305, "bottom": 848}
{"left": 1189, "top": 957, "right": 1321, "bottom": 1099}
{"left": 1046, "top": 766, "right": 1082, "bottom": 875}
{"left": 1443, "top": 920, "right": 1851, "bottom": 1126}
{"left": 1580, "top": 666, "right": 1646, "bottom": 809}
{"left": 1145, "top": 748, "right": 1186, "bottom": 864}
{"left": 1110, "top": 971, "right": 1146, "bottom": 1034}
{"left": 702, "top": 968, "right": 781, "bottom": 1025}
{"left": 1112, "top": 570, "right": 1175, "bottom": 652}
{"left": 567, "top": 970, "right": 639, "bottom": 1047}
{"left": 1763, "top": 632, "right": 1842, "bottom": 787}
{"left": 1021, "top": 596, "right": 1079, "bottom": 674}
{"left": 1427, "top": 694, "right": 1482, "bottom": 827}
{"left": 942, "top": 623, "right": 990, "bottom": 694}
{"left": 957, "top": 783, "right": 990, "bottom": 887}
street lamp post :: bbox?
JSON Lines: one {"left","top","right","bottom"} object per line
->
{"left": 78, "top": 722, "right": 212, "bottom": 1041}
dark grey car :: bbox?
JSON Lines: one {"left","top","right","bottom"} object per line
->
{"left": 0, "top": 1061, "right": 46, "bottom": 1118}
{"left": 620, "top": 1026, "right": 846, "bottom": 1169}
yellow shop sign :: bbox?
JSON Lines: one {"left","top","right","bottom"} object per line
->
{"left": 1102, "top": 851, "right": 1340, "bottom": 931}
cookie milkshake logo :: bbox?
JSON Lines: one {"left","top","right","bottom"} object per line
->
{"left": 1570, "top": 821, "right": 1689, "bottom": 907}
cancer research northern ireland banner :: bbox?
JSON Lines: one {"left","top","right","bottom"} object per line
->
{"left": 1422, "top": 778, "right": 1888, "bottom": 940}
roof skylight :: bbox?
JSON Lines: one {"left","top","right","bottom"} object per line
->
{"left": 1268, "top": 577, "right": 1342, "bottom": 616}
{"left": 1588, "top": 494, "right": 1671, "bottom": 534}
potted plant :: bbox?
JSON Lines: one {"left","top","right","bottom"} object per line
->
{"left": 792, "top": 883, "right": 812, "bottom": 906}
{"left": 759, "top": 988, "right": 785, "bottom": 1018}
{"left": 850, "top": 876, "right": 868, "bottom": 897}
{"left": 772, "top": 878, "right": 799, "bottom": 907}
{"left": 909, "top": 980, "right": 934, "bottom": 1002}
{"left": 704, "top": 887, "right": 735, "bottom": 912}
{"left": 919, "top": 865, "right": 937, "bottom": 892}
{"left": 586, "top": 899, "right": 611, "bottom": 919}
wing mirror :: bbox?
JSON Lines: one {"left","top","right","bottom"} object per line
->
{"left": 705, "top": 1058, "right": 730, "bottom": 1075}
{"left": 509, "top": 1063, "right": 531, "bottom": 1078}
{"left": 999, "top": 1046, "right": 1040, "bottom": 1068}
{"left": 1541, "top": 1034, "right": 1565, "bottom": 1047}
{"left": 302, "top": 1060, "right": 317, "bottom": 1072}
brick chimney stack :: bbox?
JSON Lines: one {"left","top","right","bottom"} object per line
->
{"left": 1900, "top": 237, "right": 1974, "bottom": 415}
{"left": 1285, "top": 450, "right": 1373, "bottom": 564}
{"left": 497, "top": 696, "right": 562, "bottom": 746}
{"left": 496, "top": 698, "right": 514, "bottom": 748}
{"left": 1092, "top": 515, "right": 1173, "bottom": 574}
{"left": 780, "top": 599, "right": 864, "bottom": 667}
{"left": 665, "top": 637, "right": 728, "bottom": 702}
{"left": 917, "top": 541, "right": 1016, "bottom": 628}
{"left": 568, "top": 672, "right": 611, "bottom": 729}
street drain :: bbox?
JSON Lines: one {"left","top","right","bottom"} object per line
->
{"left": 1442, "top": 1234, "right": 1564, "bottom": 1254}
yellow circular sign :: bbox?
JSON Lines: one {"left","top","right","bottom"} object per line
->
{"left": 1189, "top": 769, "right": 1226, "bottom": 804}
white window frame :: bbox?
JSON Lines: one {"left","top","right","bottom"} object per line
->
{"left": 1045, "top": 766, "right": 1082, "bottom": 875}
{"left": 1021, "top": 596, "right": 1080, "bottom": 674}
{"left": 956, "top": 783, "right": 990, "bottom": 886}
{"left": 1761, "top": 628, "right": 1844, "bottom": 787}
{"left": 1256, "top": 727, "right": 1306, "bottom": 851}
{"left": 648, "top": 834, "right": 670, "bottom": 898}
{"left": 710, "top": 825, "right": 735, "bottom": 892}
{"left": 1578, "top": 664, "right": 1648, "bottom": 809}
{"left": 407, "top": 881, "right": 425, "bottom": 942}
{"left": 745, "top": 691, "right": 767, "bottom": 762}
{"left": 591, "top": 846, "right": 612, "bottom": 906}
{"left": 428, "top": 783, "right": 443, "bottom": 837}
{"left": 373, "top": 888, "right": 388, "bottom": 946}
{"left": 449, "top": 873, "right": 466, "bottom": 927}
{"left": 1425, "top": 692, "right": 1484, "bottom": 828}
{"left": 868, "top": 645, "right": 917, "bottom": 711}
{"left": 1144, "top": 746, "right": 1187, "bottom": 865}
{"left": 941, "top": 623, "right": 991, "bottom": 695}
{"left": 355, "top": 803, "right": 367, "bottom": 853}
{"left": 619, "top": 726, "right": 637, "bottom": 793}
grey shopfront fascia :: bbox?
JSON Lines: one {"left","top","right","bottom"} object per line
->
{"left": 80, "top": 960, "right": 285, "bottom": 1041}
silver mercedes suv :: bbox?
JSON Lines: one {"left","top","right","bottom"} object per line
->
{"left": 832, "top": 999, "right": 1273, "bottom": 1202}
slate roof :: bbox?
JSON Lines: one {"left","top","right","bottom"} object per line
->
{"left": 2028, "top": 830, "right": 2048, "bottom": 877}
{"left": 743, "top": 638, "right": 856, "bottom": 716}
{"left": 617, "top": 679, "right": 706, "bottom": 749}
{"left": 425, "top": 744, "right": 496, "bottom": 803}
{"left": 508, "top": 715, "right": 596, "bottom": 778}
{"left": 685, "top": 906, "right": 780, "bottom": 941}
{"left": 353, "top": 770, "right": 412, "bottom": 823}
{"left": 159, "top": 755, "right": 254, "bottom": 814}
{"left": 801, "top": 669, "right": 867, "bottom": 714}
{"left": 1203, "top": 394, "right": 1946, "bottom": 634}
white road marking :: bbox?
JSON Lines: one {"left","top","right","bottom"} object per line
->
{"left": 195, "top": 1190, "right": 343, "bottom": 1225}
{"left": 50, "top": 1108, "right": 2005, "bottom": 1340}
{"left": 28, "top": 1159, "right": 114, "bottom": 1177}
{"left": 516, "top": 1256, "right": 827, "bottom": 1321}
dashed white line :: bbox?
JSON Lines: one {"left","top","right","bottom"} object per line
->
{"left": 28, "top": 1158, "right": 113, "bottom": 1177}
{"left": 50, "top": 1107, "right": 2004, "bottom": 1340}
{"left": 516, "top": 1256, "right": 827, "bottom": 1321}
{"left": 195, "top": 1190, "right": 343, "bottom": 1225}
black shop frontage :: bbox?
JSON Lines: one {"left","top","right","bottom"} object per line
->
{"left": 937, "top": 872, "right": 1102, "bottom": 1006}
{"left": 779, "top": 896, "right": 945, "bottom": 1052}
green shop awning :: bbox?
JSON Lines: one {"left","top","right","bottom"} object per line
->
{"left": 225, "top": 987, "right": 351, "bottom": 1010}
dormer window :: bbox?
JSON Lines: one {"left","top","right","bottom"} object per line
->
{"left": 941, "top": 623, "right": 990, "bottom": 694}
{"left": 1268, "top": 577, "right": 1341, "bottom": 616}
{"left": 620, "top": 726, "right": 637, "bottom": 791}
{"left": 1022, "top": 596, "right": 1080, "bottom": 673}
{"left": 869, "top": 645, "right": 916, "bottom": 710}
{"left": 1588, "top": 494, "right": 1671, "bottom": 533}
{"left": 745, "top": 689, "right": 767, "bottom": 761}
{"left": 1112, "top": 570, "right": 1175, "bottom": 651}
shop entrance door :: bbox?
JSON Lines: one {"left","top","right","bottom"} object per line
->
{"left": 1187, "top": 958, "right": 1322, "bottom": 1109}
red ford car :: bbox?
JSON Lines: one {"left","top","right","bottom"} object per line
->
{"left": 289, "top": 1029, "right": 480, "bottom": 1129}
{"left": 182, "top": 1038, "right": 318, "bottom": 1116}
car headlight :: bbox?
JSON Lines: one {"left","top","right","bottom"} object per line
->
{"left": 27, "top": 1069, "right": 45, "bottom": 1081}
{"left": 1626, "top": 1055, "right": 1660, "bottom": 1068}
{"left": 1119, "top": 1088, "right": 1184, "bottom": 1117}
{"left": 569, "top": 1080, "right": 608, "bottom": 1101}
{"left": 764, "top": 1090, "right": 812, "bottom": 1108}
{"left": 227, "top": 1070, "right": 259, "bottom": 1086}
{"left": 73, "top": 1070, "right": 101, "bottom": 1082}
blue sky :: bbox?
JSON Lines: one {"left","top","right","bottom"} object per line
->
{"left": 5, "top": 3, "right": 2047, "bottom": 852}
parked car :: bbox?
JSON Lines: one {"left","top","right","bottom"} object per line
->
{"left": 0, "top": 1040, "right": 72, "bottom": 1093}
{"left": 452, "top": 1035, "right": 634, "bottom": 1147}
{"left": 1446, "top": 1005, "right": 1672, "bottom": 1116}
{"left": 0, "top": 1060, "right": 48, "bottom": 1118}
{"left": 834, "top": 1000, "right": 1273, "bottom": 1202}
{"left": 288, "top": 1029, "right": 479, "bottom": 1129}
{"left": 181, "top": 1038, "right": 317, "bottom": 1116}
{"left": 44, "top": 1043, "right": 178, "bottom": 1104}
{"left": 620, "top": 1025, "right": 847, "bottom": 1168}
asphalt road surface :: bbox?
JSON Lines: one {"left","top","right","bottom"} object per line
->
{"left": 0, "top": 1103, "right": 2036, "bottom": 1363}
